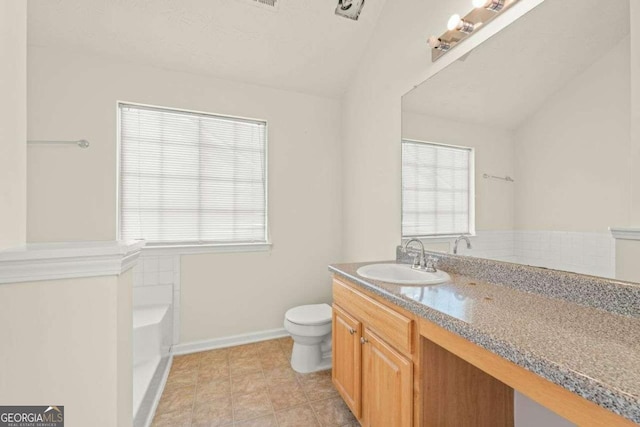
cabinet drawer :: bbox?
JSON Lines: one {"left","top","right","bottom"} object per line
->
{"left": 333, "top": 278, "right": 413, "bottom": 354}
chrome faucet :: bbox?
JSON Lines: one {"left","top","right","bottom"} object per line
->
{"left": 404, "top": 238, "right": 425, "bottom": 269}
{"left": 403, "top": 239, "right": 438, "bottom": 272}
{"left": 453, "top": 235, "right": 472, "bottom": 255}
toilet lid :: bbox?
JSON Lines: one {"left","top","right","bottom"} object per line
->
{"left": 285, "top": 304, "right": 332, "bottom": 326}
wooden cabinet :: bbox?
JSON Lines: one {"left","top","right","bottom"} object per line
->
{"left": 332, "top": 304, "right": 362, "bottom": 418}
{"left": 362, "top": 329, "right": 413, "bottom": 427}
{"left": 332, "top": 278, "right": 414, "bottom": 427}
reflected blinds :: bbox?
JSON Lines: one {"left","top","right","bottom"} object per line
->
{"left": 119, "top": 104, "right": 267, "bottom": 245}
{"left": 402, "top": 140, "right": 472, "bottom": 237}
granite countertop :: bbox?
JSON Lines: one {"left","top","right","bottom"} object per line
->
{"left": 329, "top": 261, "right": 640, "bottom": 424}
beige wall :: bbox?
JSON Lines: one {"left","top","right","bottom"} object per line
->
{"left": 402, "top": 112, "right": 515, "bottom": 232}
{"left": 513, "top": 37, "right": 631, "bottom": 232}
{"left": 27, "top": 47, "right": 343, "bottom": 343}
{"left": 0, "top": 0, "right": 27, "bottom": 250}
{"left": 0, "top": 274, "right": 132, "bottom": 427}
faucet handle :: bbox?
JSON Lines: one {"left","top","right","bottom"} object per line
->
{"left": 425, "top": 256, "right": 438, "bottom": 273}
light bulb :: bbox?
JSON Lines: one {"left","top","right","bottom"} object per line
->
{"left": 472, "top": 0, "right": 505, "bottom": 11}
{"left": 427, "top": 36, "right": 451, "bottom": 51}
{"left": 447, "top": 14, "right": 475, "bottom": 33}
{"left": 447, "top": 14, "right": 462, "bottom": 31}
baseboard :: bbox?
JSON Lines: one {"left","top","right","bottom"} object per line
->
{"left": 171, "top": 328, "right": 289, "bottom": 355}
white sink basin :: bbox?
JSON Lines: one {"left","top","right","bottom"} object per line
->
{"left": 356, "top": 263, "right": 450, "bottom": 285}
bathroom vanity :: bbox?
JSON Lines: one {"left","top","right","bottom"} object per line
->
{"left": 329, "top": 258, "right": 640, "bottom": 427}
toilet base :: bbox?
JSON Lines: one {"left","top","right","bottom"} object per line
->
{"left": 290, "top": 336, "right": 332, "bottom": 374}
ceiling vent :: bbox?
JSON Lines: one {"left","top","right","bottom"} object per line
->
{"left": 241, "top": 0, "right": 279, "bottom": 11}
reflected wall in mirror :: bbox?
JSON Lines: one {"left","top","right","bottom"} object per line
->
{"left": 401, "top": 0, "right": 631, "bottom": 279}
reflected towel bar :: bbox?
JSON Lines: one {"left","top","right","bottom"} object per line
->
{"left": 27, "top": 139, "right": 90, "bottom": 148}
{"left": 483, "top": 173, "right": 514, "bottom": 182}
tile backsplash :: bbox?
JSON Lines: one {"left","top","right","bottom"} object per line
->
{"left": 454, "top": 230, "right": 615, "bottom": 278}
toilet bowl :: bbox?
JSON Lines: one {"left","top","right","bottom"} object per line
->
{"left": 283, "top": 303, "right": 332, "bottom": 373}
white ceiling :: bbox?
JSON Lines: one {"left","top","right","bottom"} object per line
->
{"left": 27, "top": 0, "right": 388, "bottom": 98}
{"left": 402, "top": 0, "right": 630, "bottom": 130}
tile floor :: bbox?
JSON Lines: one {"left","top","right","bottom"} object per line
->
{"left": 152, "top": 337, "right": 358, "bottom": 427}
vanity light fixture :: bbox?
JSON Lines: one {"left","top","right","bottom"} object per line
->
{"left": 427, "top": 0, "right": 521, "bottom": 61}
{"left": 447, "top": 14, "right": 475, "bottom": 33}
{"left": 472, "top": 0, "right": 505, "bottom": 12}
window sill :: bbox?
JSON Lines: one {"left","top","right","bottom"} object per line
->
{"left": 141, "top": 242, "right": 272, "bottom": 256}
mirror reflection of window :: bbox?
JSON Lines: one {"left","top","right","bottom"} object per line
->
{"left": 401, "top": 139, "right": 475, "bottom": 239}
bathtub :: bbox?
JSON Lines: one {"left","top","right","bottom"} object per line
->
{"left": 133, "top": 304, "right": 172, "bottom": 427}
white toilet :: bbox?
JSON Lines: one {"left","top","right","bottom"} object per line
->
{"left": 283, "top": 303, "right": 332, "bottom": 373}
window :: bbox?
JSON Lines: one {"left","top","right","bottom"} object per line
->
{"left": 119, "top": 103, "right": 268, "bottom": 247}
{"left": 402, "top": 139, "right": 474, "bottom": 238}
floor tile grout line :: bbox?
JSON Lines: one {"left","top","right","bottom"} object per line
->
{"left": 259, "top": 361, "right": 281, "bottom": 427}
{"left": 230, "top": 351, "right": 259, "bottom": 425}
{"left": 194, "top": 350, "right": 232, "bottom": 426}
{"left": 272, "top": 338, "right": 303, "bottom": 426}
{"left": 275, "top": 401, "right": 325, "bottom": 427}
{"left": 272, "top": 342, "right": 298, "bottom": 426}
{"left": 226, "top": 352, "right": 234, "bottom": 426}
{"left": 295, "top": 369, "right": 324, "bottom": 427}
{"left": 229, "top": 347, "right": 281, "bottom": 425}
{"left": 191, "top": 356, "right": 206, "bottom": 424}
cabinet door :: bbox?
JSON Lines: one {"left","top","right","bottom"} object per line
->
{"left": 332, "top": 304, "right": 362, "bottom": 419}
{"left": 362, "top": 328, "right": 413, "bottom": 427}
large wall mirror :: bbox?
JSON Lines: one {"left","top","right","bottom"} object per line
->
{"left": 402, "top": 0, "right": 630, "bottom": 279}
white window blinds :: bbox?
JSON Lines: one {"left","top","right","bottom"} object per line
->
{"left": 119, "top": 104, "right": 267, "bottom": 245}
{"left": 402, "top": 140, "right": 474, "bottom": 237}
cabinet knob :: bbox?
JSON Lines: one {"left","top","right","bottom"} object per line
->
{"left": 360, "top": 337, "right": 368, "bottom": 344}
{"left": 348, "top": 328, "right": 356, "bottom": 335}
